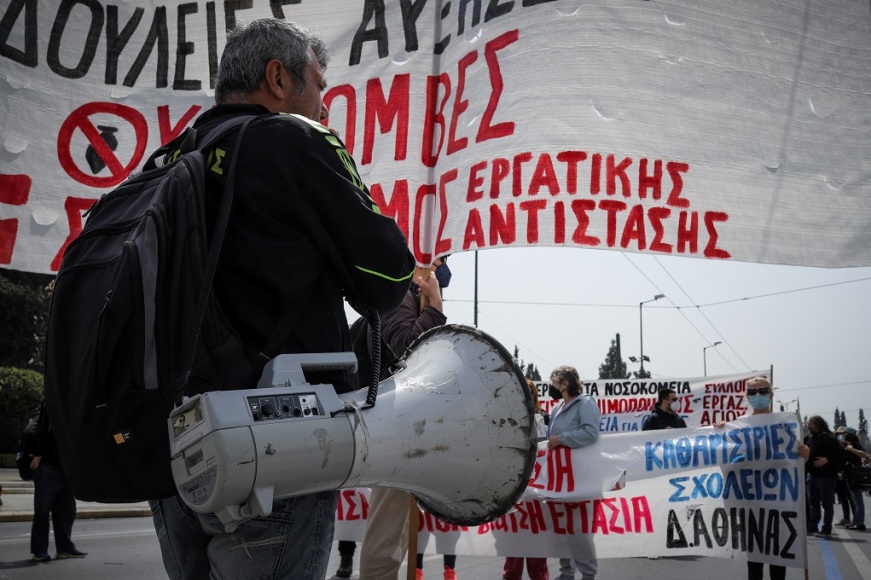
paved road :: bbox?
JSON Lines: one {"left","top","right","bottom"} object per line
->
{"left": 2, "top": 470, "right": 871, "bottom": 578}
{"left": 2, "top": 517, "right": 870, "bottom": 579}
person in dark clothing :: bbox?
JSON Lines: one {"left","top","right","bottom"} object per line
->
{"left": 834, "top": 426, "right": 855, "bottom": 526}
{"left": 843, "top": 429, "right": 868, "bottom": 530}
{"left": 146, "top": 19, "right": 415, "bottom": 580}
{"left": 642, "top": 388, "right": 687, "bottom": 431}
{"left": 806, "top": 415, "right": 846, "bottom": 537}
{"left": 22, "top": 403, "right": 87, "bottom": 562}
{"left": 335, "top": 539, "right": 357, "bottom": 579}
{"left": 641, "top": 389, "right": 686, "bottom": 562}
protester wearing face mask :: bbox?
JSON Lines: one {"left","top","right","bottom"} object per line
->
{"left": 432, "top": 255, "right": 451, "bottom": 289}
{"left": 746, "top": 383, "right": 772, "bottom": 412}
{"left": 641, "top": 388, "right": 687, "bottom": 560}
{"left": 716, "top": 376, "right": 809, "bottom": 580}
{"left": 642, "top": 388, "right": 687, "bottom": 431}
{"left": 547, "top": 366, "right": 600, "bottom": 580}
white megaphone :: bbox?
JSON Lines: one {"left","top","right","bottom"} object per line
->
{"left": 169, "top": 324, "right": 538, "bottom": 531}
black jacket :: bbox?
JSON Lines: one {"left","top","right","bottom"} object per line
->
{"left": 167, "top": 105, "right": 415, "bottom": 393}
{"left": 642, "top": 405, "right": 687, "bottom": 431}
{"left": 379, "top": 287, "right": 447, "bottom": 367}
{"left": 844, "top": 441, "right": 866, "bottom": 490}
{"left": 353, "top": 286, "right": 447, "bottom": 386}
{"left": 21, "top": 403, "right": 61, "bottom": 467}
{"left": 806, "top": 431, "right": 845, "bottom": 479}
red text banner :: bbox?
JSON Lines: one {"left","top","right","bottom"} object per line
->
{"left": 335, "top": 412, "right": 807, "bottom": 568}
{"left": 2, "top": 1, "right": 871, "bottom": 272}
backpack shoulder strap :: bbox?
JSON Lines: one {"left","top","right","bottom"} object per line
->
{"left": 197, "top": 115, "right": 258, "bottom": 152}
{"left": 179, "top": 115, "right": 257, "bottom": 390}
{"left": 143, "top": 113, "right": 265, "bottom": 171}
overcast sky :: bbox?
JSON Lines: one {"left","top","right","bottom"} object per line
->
{"left": 349, "top": 247, "right": 871, "bottom": 429}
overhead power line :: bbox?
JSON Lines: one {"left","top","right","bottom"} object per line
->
{"left": 776, "top": 380, "right": 870, "bottom": 393}
{"left": 690, "top": 277, "right": 871, "bottom": 308}
{"left": 446, "top": 277, "right": 871, "bottom": 309}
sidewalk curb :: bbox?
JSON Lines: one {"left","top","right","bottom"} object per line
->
{"left": 0, "top": 507, "right": 152, "bottom": 523}
{"left": 1, "top": 469, "right": 152, "bottom": 522}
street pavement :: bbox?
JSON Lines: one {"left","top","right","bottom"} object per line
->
{"left": 2, "top": 469, "right": 871, "bottom": 578}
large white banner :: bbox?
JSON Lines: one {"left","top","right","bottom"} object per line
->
{"left": 2, "top": 0, "right": 870, "bottom": 274}
{"left": 536, "top": 370, "right": 770, "bottom": 431}
{"left": 336, "top": 412, "right": 807, "bottom": 568}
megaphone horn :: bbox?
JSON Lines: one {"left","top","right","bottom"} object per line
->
{"left": 169, "top": 324, "right": 538, "bottom": 530}
{"left": 342, "top": 324, "right": 538, "bottom": 524}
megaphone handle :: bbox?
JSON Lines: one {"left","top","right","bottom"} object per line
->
{"left": 407, "top": 496, "right": 419, "bottom": 580}
{"left": 414, "top": 266, "right": 430, "bottom": 313}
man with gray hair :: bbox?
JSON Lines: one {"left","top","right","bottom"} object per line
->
{"left": 146, "top": 18, "right": 415, "bottom": 580}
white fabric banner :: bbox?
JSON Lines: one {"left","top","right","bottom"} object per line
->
{"left": 336, "top": 412, "right": 807, "bottom": 568}
{"left": 535, "top": 370, "right": 771, "bottom": 431}
{"left": 2, "top": 1, "right": 871, "bottom": 273}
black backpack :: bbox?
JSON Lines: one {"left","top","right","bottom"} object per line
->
{"left": 44, "top": 116, "right": 256, "bottom": 502}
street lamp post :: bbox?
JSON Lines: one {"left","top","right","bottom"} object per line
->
{"left": 703, "top": 341, "right": 722, "bottom": 376}
{"left": 639, "top": 294, "right": 665, "bottom": 375}
{"left": 777, "top": 398, "right": 798, "bottom": 412}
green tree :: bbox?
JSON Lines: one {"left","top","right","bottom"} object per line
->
{"left": 0, "top": 269, "right": 53, "bottom": 372}
{"left": 859, "top": 409, "right": 868, "bottom": 436}
{"left": 525, "top": 363, "right": 541, "bottom": 381}
{"left": 0, "top": 367, "right": 44, "bottom": 453}
{"left": 512, "top": 346, "right": 541, "bottom": 381}
{"left": 840, "top": 410, "right": 847, "bottom": 428}
{"left": 833, "top": 407, "right": 842, "bottom": 429}
{"left": 598, "top": 333, "right": 630, "bottom": 379}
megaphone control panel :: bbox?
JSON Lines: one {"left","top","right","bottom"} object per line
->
{"left": 247, "top": 393, "right": 323, "bottom": 421}
{"left": 169, "top": 383, "right": 356, "bottom": 530}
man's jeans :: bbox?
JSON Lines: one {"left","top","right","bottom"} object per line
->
{"left": 150, "top": 491, "right": 337, "bottom": 579}
{"left": 807, "top": 475, "right": 836, "bottom": 534}
{"left": 851, "top": 486, "right": 866, "bottom": 525}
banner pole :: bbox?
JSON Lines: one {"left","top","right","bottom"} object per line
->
{"left": 407, "top": 498, "right": 419, "bottom": 580}
{"left": 801, "top": 382, "right": 809, "bottom": 580}
{"left": 769, "top": 365, "right": 774, "bottom": 412}
{"left": 415, "top": 265, "right": 430, "bottom": 312}
{"left": 474, "top": 251, "right": 478, "bottom": 327}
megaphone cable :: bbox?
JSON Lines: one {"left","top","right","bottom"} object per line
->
{"left": 362, "top": 305, "right": 381, "bottom": 409}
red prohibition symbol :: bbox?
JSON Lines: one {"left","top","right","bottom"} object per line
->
{"left": 57, "top": 102, "right": 148, "bottom": 188}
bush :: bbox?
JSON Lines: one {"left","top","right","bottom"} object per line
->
{"left": 0, "top": 271, "right": 53, "bottom": 373}
{"left": 0, "top": 367, "right": 44, "bottom": 453}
